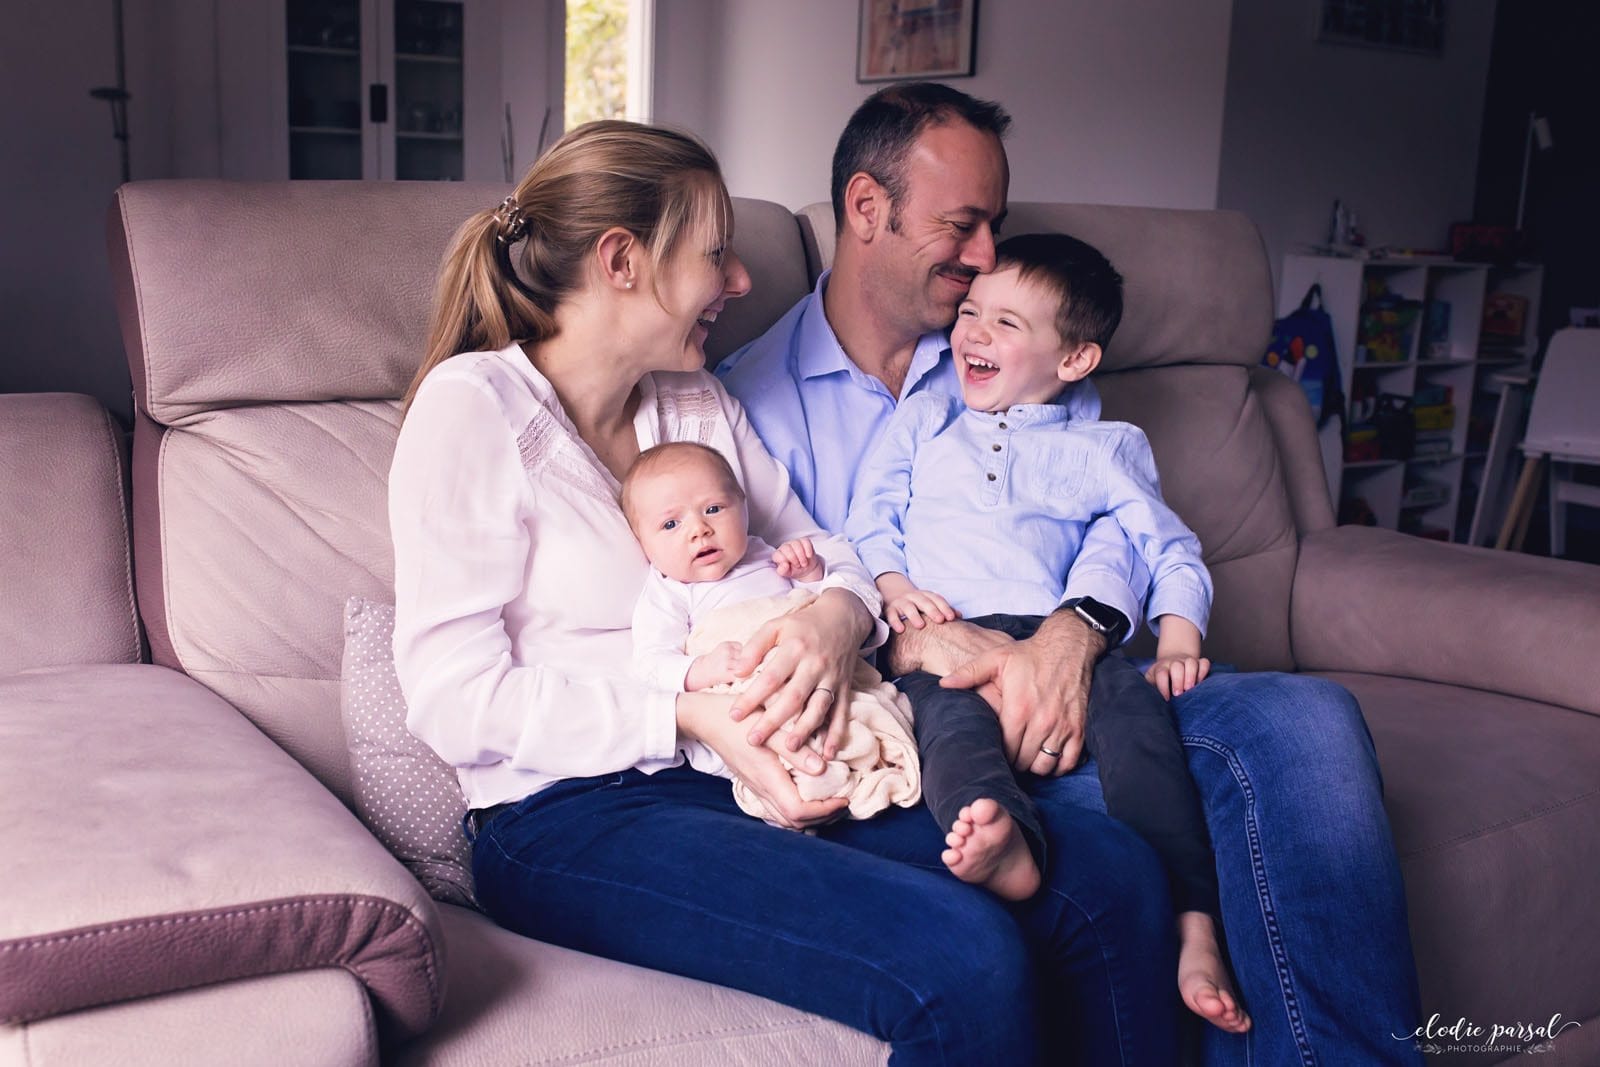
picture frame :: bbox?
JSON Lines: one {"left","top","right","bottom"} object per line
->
{"left": 1316, "top": 0, "right": 1447, "bottom": 56}
{"left": 857, "top": 0, "right": 978, "bottom": 83}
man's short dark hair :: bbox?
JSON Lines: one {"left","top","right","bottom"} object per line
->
{"left": 830, "top": 82, "right": 1012, "bottom": 230}
{"left": 994, "top": 233, "right": 1124, "bottom": 350}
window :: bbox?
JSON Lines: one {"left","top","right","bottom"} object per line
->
{"left": 564, "top": 0, "right": 653, "bottom": 128}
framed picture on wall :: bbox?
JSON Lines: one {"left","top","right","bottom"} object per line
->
{"left": 857, "top": 0, "right": 978, "bottom": 83}
{"left": 1317, "top": 0, "right": 1447, "bottom": 55}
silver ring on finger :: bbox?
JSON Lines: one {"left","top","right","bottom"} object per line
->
{"left": 812, "top": 687, "right": 834, "bottom": 699}
{"left": 1039, "top": 743, "right": 1063, "bottom": 758}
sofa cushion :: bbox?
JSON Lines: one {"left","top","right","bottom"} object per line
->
{"left": 397, "top": 905, "right": 884, "bottom": 1066}
{"left": 1325, "top": 671, "right": 1600, "bottom": 1046}
{"left": 0, "top": 664, "right": 442, "bottom": 1039}
{"left": 0, "top": 393, "right": 141, "bottom": 673}
{"left": 0, "top": 968, "right": 378, "bottom": 1067}
{"left": 342, "top": 596, "right": 476, "bottom": 910}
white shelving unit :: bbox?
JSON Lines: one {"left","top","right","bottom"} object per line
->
{"left": 1279, "top": 253, "right": 1543, "bottom": 542}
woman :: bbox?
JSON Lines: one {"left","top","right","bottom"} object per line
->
{"left": 389, "top": 120, "right": 1178, "bottom": 1065}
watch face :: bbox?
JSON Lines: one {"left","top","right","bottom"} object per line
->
{"left": 1074, "top": 599, "right": 1117, "bottom": 632}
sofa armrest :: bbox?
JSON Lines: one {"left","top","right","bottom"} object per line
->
{"left": 0, "top": 664, "right": 444, "bottom": 1039}
{"left": 0, "top": 393, "right": 141, "bottom": 671}
{"left": 1292, "top": 525, "right": 1600, "bottom": 714}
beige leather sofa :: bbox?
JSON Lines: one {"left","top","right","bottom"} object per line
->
{"left": 2, "top": 180, "right": 1597, "bottom": 1066}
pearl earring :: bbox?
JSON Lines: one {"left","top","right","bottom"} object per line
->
{"left": 625, "top": 281, "right": 633, "bottom": 289}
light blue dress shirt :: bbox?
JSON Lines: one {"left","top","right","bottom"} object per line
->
{"left": 717, "top": 271, "right": 1153, "bottom": 637}
{"left": 845, "top": 392, "right": 1212, "bottom": 632}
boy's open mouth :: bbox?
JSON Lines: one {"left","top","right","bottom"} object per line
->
{"left": 964, "top": 354, "right": 1000, "bottom": 383}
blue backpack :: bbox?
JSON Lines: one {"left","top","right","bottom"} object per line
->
{"left": 1263, "top": 283, "right": 1344, "bottom": 428}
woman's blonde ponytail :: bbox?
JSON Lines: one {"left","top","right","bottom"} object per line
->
{"left": 402, "top": 120, "right": 732, "bottom": 415}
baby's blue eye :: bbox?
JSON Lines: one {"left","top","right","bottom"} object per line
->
{"left": 705, "top": 505, "right": 723, "bottom": 515}
{"left": 662, "top": 519, "right": 678, "bottom": 531}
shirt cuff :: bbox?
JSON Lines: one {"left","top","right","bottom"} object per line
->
{"left": 1059, "top": 572, "right": 1143, "bottom": 647}
{"left": 635, "top": 652, "right": 696, "bottom": 695}
{"left": 1147, "top": 575, "right": 1211, "bottom": 638}
{"left": 642, "top": 686, "right": 681, "bottom": 763}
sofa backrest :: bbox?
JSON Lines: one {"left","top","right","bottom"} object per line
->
{"left": 108, "top": 180, "right": 1310, "bottom": 800}
{"left": 107, "top": 181, "right": 810, "bottom": 800}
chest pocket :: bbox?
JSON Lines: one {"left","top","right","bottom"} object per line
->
{"left": 1019, "top": 433, "right": 1094, "bottom": 513}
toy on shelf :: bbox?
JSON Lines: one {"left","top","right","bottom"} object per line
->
{"left": 1358, "top": 280, "right": 1423, "bottom": 362}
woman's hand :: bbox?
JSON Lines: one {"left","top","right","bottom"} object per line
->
{"left": 727, "top": 588, "right": 871, "bottom": 761}
{"left": 676, "top": 691, "right": 848, "bottom": 829}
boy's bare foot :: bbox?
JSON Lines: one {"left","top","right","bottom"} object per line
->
{"left": 1177, "top": 910, "right": 1252, "bottom": 1033}
{"left": 942, "top": 798, "right": 1041, "bottom": 901}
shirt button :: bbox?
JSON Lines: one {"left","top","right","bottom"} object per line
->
{"left": 992, "top": 443, "right": 1002, "bottom": 452}
{"left": 986, "top": 473, "right": 997, "bottom": 481}
{"left": 998, "top": 422, "right": 1008, "bottom": 430}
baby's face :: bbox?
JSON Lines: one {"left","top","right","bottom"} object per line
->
{"left": 629, "top": 456, "right": 749, "bottom": 583}
{"left": 950, "top": 267, "right": 1071, "bottom": 412}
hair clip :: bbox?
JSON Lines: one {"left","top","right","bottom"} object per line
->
{"left": 493, "top": 195, "right": 529, "bottom": 247}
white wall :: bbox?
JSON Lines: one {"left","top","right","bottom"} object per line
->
{"left": 653, "top": 0, "right": 1234, "bottom": 212}
{"left": 1217, "top": 0, "right": 1498, "bottom": 294}
{"left": 1, "top": 1, "right": 139, "bottom": 421}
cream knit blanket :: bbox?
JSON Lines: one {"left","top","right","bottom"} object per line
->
{"left": 687, "top": 589, "right": 921, "bottom": 825}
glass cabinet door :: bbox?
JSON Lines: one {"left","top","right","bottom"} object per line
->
{"left": 285, "top": 0, "right": 365, "bottom": 179}
{"left": 392, "top": 0, "right": 465, "bottom": 181}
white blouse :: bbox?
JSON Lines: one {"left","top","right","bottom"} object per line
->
{"left": 389, "top": 343, "right": 884, "bottom": 809}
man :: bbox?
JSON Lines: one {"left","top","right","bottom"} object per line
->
{"left": 719, "top": 82, "right": 1422, "bottom": 1065}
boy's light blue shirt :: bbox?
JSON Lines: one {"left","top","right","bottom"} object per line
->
{"left": 844, "top": 392, "right": 1212, "bottom": 632}
{"left": 716, "top": 272, "right": 1153, "bottom": 637}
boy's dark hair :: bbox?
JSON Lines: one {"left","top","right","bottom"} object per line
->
{"left": 830, "top": 82, "right": 1012, "bottom": 230}
{"left": 993, "top": 233, "right": 1124, "bottom": 350}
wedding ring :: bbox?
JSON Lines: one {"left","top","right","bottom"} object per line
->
{"left": 1039, "top": 743, "right": 1063, "bottom": 758}
{"left": 813, "top": 687, "right": 834, "bottom": 699}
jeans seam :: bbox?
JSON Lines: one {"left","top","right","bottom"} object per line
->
{"left": 1183, "top": 733, "right": 1315, "bottom": 1067}
{"left": 476, "top": 829, "right": 954, "bottom": 1064}
{"left": 1040, "top": 882, "right": 1130, "bottom": 1066}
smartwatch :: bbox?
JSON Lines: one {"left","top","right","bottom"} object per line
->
{"left": 1059, "top": 596, "right": 1131, "bottom": 648}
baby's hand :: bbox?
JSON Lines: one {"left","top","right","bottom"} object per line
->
{"left": 685, "top": 641, "right": 743, "bottom": 691}
{"left": 772, "top": 537, "right": 824, "bottom": 582}
{"left": 884, "top": 589, "right": 959, "bottom": 633}
{"left": 1144, "top": 654, "right": 1211, "bottom": 700}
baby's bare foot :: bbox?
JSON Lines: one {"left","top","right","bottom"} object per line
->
{"left": 942, "top": 798, "right": 1040, "bottom": 901}
{"left": 1177, "top": 911, "right": 1252, "bottom": 1034}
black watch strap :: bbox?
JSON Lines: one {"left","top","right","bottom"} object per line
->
{"left": 1060, "top": 596, "right": 1131, "bottom": 647}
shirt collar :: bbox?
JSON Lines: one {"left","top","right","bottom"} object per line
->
{"left": 961, "top": 396, "right": 1076, "bottom": 430}
{"left": 796, "top": 271, "right": 958, "bottom": 401}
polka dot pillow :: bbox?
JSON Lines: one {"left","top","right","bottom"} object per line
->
{"left": 340, "top": 595, "right": 477, "bottom": 909}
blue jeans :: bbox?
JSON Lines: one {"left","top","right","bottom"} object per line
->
{"left": 471, "top": 763, "right": 1179, "bottom": 1066}
{"left": 1039, "top": 671, "right": 1424, "bottom": 1066}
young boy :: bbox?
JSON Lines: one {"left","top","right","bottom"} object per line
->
{"left": 844, "top": 232, "right": 1250, "bottom": 1034}
{"left": 622, "top": 441, "right": 920, "bottom": 825}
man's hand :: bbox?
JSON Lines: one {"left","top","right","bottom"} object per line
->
{"left": 939, "top": 612, "right": 1105, "bottom": 776}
